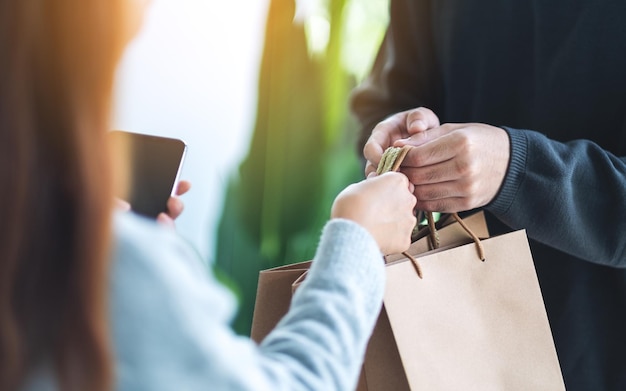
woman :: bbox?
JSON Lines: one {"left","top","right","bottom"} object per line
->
{"left": 0, "top": 1, "right": 416, "bottom": 390}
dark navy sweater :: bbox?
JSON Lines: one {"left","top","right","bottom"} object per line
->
{"left": 352, "top": 1, "right": 626, "bottom": 389}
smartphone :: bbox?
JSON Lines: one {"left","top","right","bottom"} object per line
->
{"left": 110, "top": 130, "right": 187, "bottom": 219}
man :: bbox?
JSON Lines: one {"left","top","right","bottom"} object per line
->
{"left": 351, "top": 1, "right": 626, "bottom": 389}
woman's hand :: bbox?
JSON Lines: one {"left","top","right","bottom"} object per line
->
{"left": 157, "top": 180, "right": 192, "bottom": 227}
{"left": 116, "top": 180, "right": 191, "bottom": 227}
{"left": 331, "top": 173, "right": 417, "bottom": 255}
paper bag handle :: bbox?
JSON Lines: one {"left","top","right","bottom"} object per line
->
{"left": 377, "top": 146, "right": 486, "bottom": 278}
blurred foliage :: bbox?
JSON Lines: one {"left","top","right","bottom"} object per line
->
{"left": 215, "top": 0, "right": 388, "bottom": 335}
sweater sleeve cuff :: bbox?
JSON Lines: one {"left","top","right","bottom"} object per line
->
{"left": 486, "top": 127, "right": 528, "bottom": 216}
{"left": 306, "top": 219, "right": 386, "bottom": 310}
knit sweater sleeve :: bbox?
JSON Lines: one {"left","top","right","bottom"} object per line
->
{"left": 111, "top": 214, "right": 385, "bottom": 391}
{"left": 486, "top": 127, "right": 626, "bottom": 267}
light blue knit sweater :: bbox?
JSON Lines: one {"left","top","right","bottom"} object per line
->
{"left": 106, "top": 212, "right": 384, "bottom": 391}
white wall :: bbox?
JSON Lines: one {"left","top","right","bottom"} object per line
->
{"left": 114, "top": 0, "right": 269, "bottom": 262}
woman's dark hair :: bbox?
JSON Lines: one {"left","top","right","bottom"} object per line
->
{"left": 0, "top": 1, "right": 126, "bottom": 389}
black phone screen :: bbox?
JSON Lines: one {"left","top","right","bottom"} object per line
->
{"left": 110, "top": 131, "right": 187, "bottom": 219}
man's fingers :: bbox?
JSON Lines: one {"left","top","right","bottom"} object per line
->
{"left": 364, "top": 112, "right": 414, "bottom": 164}
{"left": 401, "top": 158, "right": 462, "bottom": 186}
{"left": 363, "top": 109, "right": 444, "bottom": 177}
{"left": 365, "top": 161, "right": 378, "bottom": 178}
{"left": 406, "top": 107, "right": 440, "bottom": 133}
{"left": 363, "top": 137, "right": 385, "bottom": 168}
{"left": 394, "top": 123, "right": 460, "bottom": 149}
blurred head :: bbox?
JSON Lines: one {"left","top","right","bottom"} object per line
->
{"left": 0, "top": 1, "right": 145, "bottom": 390}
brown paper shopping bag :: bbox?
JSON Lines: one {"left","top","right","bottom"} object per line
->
{"left": 365, "top": 226, "right": 565, "bottom": 390}
{"left": 250, "top": 261, "right": 311, "bottom": 343}
{"left": 250, "top": 212, "right": 565, "bottom": 390}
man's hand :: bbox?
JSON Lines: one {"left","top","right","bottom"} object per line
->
{"left": 394, "top": 123, "right": 510, "bottom": 212}
{"left": 363, "top": 107, "right": 440, "bottom": 177}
